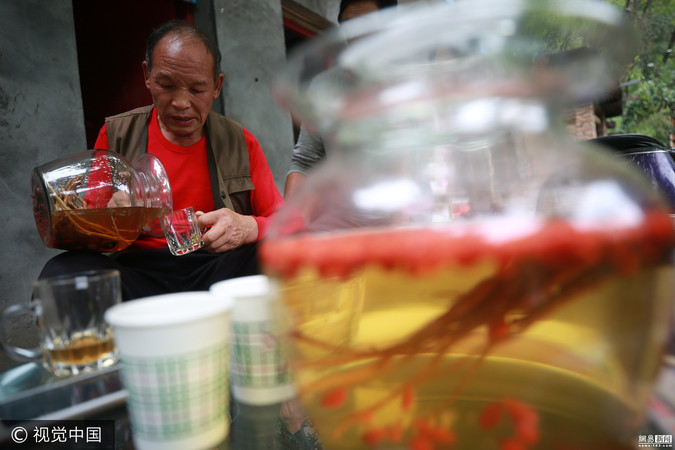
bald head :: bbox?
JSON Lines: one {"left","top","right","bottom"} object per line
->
{"left": 145, "top": 21, "right": 222, "bottom": 83}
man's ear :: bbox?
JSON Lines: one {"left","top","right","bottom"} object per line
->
{"left": 214, "top": 73, "right": 224, "bottom": 98}
{"left": 142, "top": 61, "right": 150, "bottom": 89}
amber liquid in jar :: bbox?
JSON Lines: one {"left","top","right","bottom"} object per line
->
{"left": 48, "top": 206, "right": 168, "bottom": 252}
{"left": 263, "top": 213, "right": 674, "bottom": 449}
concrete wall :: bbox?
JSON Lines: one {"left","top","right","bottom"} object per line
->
{"left": 0, "top": 1, "right": 84, "bottom": 371}
{"left": 295, "top": 0, "right": 340, "bottom": 22}
{"left": 214, "top": 0, "right": 295, "bottom": 189}
{"left": 211, "top": 0, "right": 341, "bottom": 188}
{"left": 0, "top": 0, "right": 338, "bottom": 373}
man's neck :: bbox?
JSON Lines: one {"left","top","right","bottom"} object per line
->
{"left": 157, "top": 116, "right": 205, "bottom": 147}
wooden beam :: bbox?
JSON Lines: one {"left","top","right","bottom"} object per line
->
{"left": 281, "top": 0, "right": 334, "bottom": 37}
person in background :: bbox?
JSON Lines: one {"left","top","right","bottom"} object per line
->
{"left": 276, "top": 1, "right": 397, "bottom": 442}
{"left": 39, "top": 20, "right": 283, "bottom": 300}
{"left": 283, "top": 0, "right": 397, "bottom": 199}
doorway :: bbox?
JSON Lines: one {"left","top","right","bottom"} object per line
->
{"left": 72, "top": 0, "right": 195, "bottom": 148}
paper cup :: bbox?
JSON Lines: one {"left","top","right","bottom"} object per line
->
{"left": 210, "top": 275, "right": 296, "bottom": 406}
{"left": 105, "top": 292, "right": 233, "bottom": 450}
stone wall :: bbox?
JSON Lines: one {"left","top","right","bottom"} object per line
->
{"left": 0, "top": 1, "right": 85, "bottom": 372}
{"left": 213, "top": 0, "right": 295, "bottom": 189}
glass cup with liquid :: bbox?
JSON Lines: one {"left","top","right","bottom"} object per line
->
{"left": 0, "top": 269, "right": 121, "bottom": 377}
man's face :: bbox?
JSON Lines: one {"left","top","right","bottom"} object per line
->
{"left": 143, "top": 35, "right": 224, "bottom": 146}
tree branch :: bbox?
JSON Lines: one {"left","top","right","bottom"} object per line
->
{"left": 663, "top": 28, "right": 675, "bottom": 64}
{"left": 641, "top": 0, "right": 655, "bottom": 14}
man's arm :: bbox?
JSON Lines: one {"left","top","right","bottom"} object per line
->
{"left": 284, "top": 171, "right": 306, "bottom": 199}
{"left": 283, "top": 124, "right": 325, "bottom": 198}
{"left": 199, "top": 127, "right": 284, "bottom": 252}
{"left": 245, "top": 128, "right": 284, "bottom": 240}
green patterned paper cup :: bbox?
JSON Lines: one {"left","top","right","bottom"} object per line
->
{"left": 211, "top": 275, "right": 296, "bottom": 406}
{"left": 105, "top": 292, "right": 233, "bottom": 450}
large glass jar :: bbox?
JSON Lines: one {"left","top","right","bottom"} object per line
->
{"left": 262, "top": 0, "right": 675, "bottom": 448}
{"left": 31, "top": 150, "right": 172, "bottom": 252}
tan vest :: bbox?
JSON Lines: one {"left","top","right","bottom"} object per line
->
{"left": 104, "top": 105, "right": 254, "bottom": 215}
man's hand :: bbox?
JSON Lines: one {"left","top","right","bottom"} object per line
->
{"left": 105, "top": 172, "right": 133, "bottom": 208}
{"left": 106, "top": 190, "right": 132, "bottom": 208}
{"left": 279, "top": 398, "right": 308, "bottom": 434}
{"left": 196, "top": 208, "right": 258, "bottom": 253}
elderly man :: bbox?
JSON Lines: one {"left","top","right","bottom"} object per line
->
{"left": 39, "top": 21, "right": 283, "bottom": 300}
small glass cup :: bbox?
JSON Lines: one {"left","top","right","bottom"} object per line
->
{"left": 160, "top": 206, "right": 204, "bottom": 256}
{"left": 0, "top": 269, "right": 121, "bottom": 377}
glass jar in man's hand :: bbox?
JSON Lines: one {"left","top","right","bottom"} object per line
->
{"left": 262, "top": 1, "right": 675, "bottom": 448}
{"left": 32, "top": 150, "right": 172, "bottom": 252}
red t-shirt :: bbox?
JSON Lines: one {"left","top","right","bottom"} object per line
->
{"left": 94, "top": 108, "right": 283, "bottom": 250}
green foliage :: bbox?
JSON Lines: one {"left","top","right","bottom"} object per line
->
{"left": 606, "top": 0, "right": 674, "bottom": 144}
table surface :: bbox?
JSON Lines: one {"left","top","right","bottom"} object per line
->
{"left": 0, "top": 362, "right": 322, "bottom": 450}
{"left": 0, "top": 360, "right": 673, "bottom": 449}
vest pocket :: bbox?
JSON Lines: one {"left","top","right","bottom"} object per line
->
{"left": 219, "top": 176, "right": 254, "bottom": 215}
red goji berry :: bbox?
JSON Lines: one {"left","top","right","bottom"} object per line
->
{"left": 503, "top": 398, "right": 540, "bottom": 447}
{"left": 500, "top": 438, "right": 526, "bottom": 450}
{"left": 409, "top": 434, "right": 435, "bottom": 450}
{"left": 429, "top": 426, "right": 455, "bottom": 444}
{"left": 412, "top": 419, "right": 434, "bottom": 435}
{"left": 389, "top": 423, "right": 403, "bottom": 444}
{"left": 479, "top": 402, "right": 505, "bottom": 430}
{"left": 515, "top": 421, "right": 540, "bottom": 445}
{"left": 359, "top": 410, "right": 373, "bottom": 424}
{"left": 320, "top": 387, "right": 348, "bottom": 410}
{"left": 504, "top": 398, "right": 539, "bottom": 426}
{"left": 362, "top": 427, "right": 387, "bottom": 447}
